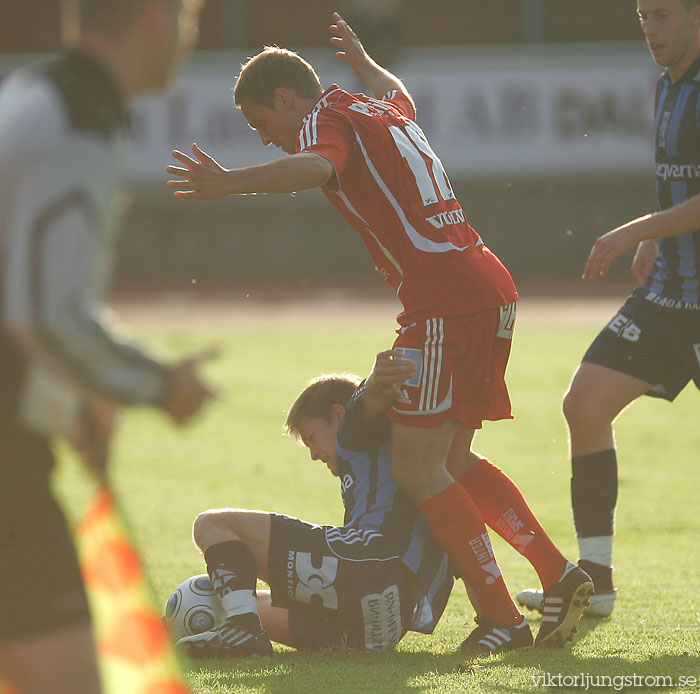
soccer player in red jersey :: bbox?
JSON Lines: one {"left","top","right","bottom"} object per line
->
{"left": 167, "top": 13, "right": 592, "bottom": 650}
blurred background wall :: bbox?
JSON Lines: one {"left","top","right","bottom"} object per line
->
{"left": 1, "top": 0, "right": 655, "bottom": 295}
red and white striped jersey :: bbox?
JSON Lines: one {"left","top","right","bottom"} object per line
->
{"left": 297, "top": 85, "right": 517, "bottom": 325}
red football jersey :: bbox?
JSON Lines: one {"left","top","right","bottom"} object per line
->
{"left": 297, "top": 85, "right": 517, "bottom": 325}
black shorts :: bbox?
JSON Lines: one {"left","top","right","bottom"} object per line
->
{"left": 267, "top": 514, "right": 417, "bottom": 652}
{"left": 583, "top": 295, "right": 700, "bottom": 401}
{"left": 0, "top": 424, "right": 91, "bottom": 642}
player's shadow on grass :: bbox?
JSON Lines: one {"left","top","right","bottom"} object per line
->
{"left": 188, "top": 638, "right": 700, "bottom": 694}
{"left": 476, "top": 651, "right": 700, "bottom": 693}
{"left": 185, "top": 631, "right": 689, "bottom": 694}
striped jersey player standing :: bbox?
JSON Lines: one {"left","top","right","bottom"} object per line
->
{"left": 167, "top": 12, "right": 593, "bottom": 650}
{"left": 518, "top": 0, "right": 700, "bottom": 620}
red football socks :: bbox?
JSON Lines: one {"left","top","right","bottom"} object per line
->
{"left": 420, "top": 481, "right": 522, "bottom": 625}
{"left": 458, "top": 458, "right": 567, "bottom": 590}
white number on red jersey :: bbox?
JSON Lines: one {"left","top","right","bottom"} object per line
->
{"left": 348, "top": 100, "right": 393, "bottom": 117}
{"left": 388, "top": 122, "right": 455, "bottom": 206}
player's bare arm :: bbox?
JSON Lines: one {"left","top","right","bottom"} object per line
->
{"left": 582, "top": 192, "right": 700, "bottom": 280}
{"left": 167, "top": 143, "right": 334, "bottom": 199}
{"left": 630, "top": 239, "right": 659, "bottom": 284}
{"left": 329, "top": 12, "right": 414, "bottom": 109}
{"left": 360, "top": 349, "right": 416, "bottom": 420}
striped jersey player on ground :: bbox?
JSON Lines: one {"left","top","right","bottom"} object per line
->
{"left": 166, "top": 12, "right": 593, "bottom": 650}
{"left": 517, "top": 0, "right": 700, "bottom": 620}
{"left": 176, "top": 351, "right": 454, "bottom": 657}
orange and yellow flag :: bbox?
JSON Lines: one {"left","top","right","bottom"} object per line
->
{"left": 76, "top": 486, "right": 190, "bottom": 694}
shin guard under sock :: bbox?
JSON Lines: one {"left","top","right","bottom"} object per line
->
{"left": 420, "top": 482, "right": 521, "bottom": 625}
{"left": 205, "top": 540, "right": 261, "bottom": 628}
{"left": 571, "top": 450, "right": 618, "bottom": 591}
{"left": 458, "top": 458, "right": 568, "bottom": 589}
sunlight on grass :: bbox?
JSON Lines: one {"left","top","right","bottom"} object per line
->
{"left": 54, "top": 299, "right": 700, "bottom": 693}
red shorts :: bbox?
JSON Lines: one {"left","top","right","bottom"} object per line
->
{"left": 388, "top": 303, "right": 516, "bottom": 429}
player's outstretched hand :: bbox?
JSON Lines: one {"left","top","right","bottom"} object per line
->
{"left": 163, "top": 347, "right": 219, "bottom": 425}
{"left": 582, "top": 227, "right": 639, "bottom": 281}
{"left": 329, "top": 12, "right": 373, "bottom": 76}
{"left": 167, "top": 144, "right": 232, "bottom": 200}
{"left": 366, "top": 349, "right": 417, "bottom": 400}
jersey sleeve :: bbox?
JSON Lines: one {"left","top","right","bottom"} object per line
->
{"left": 2, "top": 134, "right": 171, "bottom": 411}
{"left": 337, "top": 381, "right": 391, "bottom": 451}
{"left": 297, "top": 107, "right": 355, "bottom": 181}
{"left": 381, "top": 89, "right": 416, "bottom": 121}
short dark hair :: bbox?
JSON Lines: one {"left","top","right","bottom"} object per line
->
{"left": 234, "top": 46, "right": 323, "bottom": 108}
{"left": 285, "top": 374, "right": 360, "bottom": 442}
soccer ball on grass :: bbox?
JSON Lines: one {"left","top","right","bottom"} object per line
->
{"left": 164, "top": 574, "right": 225, "bottom": 639}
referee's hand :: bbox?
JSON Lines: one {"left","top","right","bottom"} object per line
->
{"left": 162, "top": 348, "right": 218, "bottom": 425}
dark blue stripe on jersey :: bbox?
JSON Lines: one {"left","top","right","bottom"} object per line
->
{"left": 665, "top": 84, "right": 693, "bottom": 157}
{"left": 670, "top": 179, "right": 687, "bottom": 205}
{"left": 366, "top": 449, "right": 379, "bottom": 515}
{"left": 654, "top": 80, "right": 670, "bottom": 133}
{"left": 639, "top": 56, "right": 700, "bottom": 307}
{"left": 670, "top": 180, "right": 700, "bottom": 300}
{"left": 345, "top": 443, "right": 410, "bottom": 534}
{"left": 648, "top": 245, "right": 667, "bottom": 297}
{"left": 342, "top": 483, "right": 355, "bottom": 526}
{"left": 344, "top": 454, "right": 371, "bottom": 522}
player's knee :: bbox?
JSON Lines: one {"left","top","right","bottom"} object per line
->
{"left": 562, "top": 386, "right": 607, "bottom": 432}
{"left": 562, "top": 387, "right": 577, "bottom": 423}
{"left": 563, "top": 387, "right": 586, "bottom": 429}
{"left": 192, "top": 509, "right": 241, "bottom": 551}
{"left": 192, "top": 511, "right": 214, "bottom": 550}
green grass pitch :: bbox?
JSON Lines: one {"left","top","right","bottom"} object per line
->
{"left": 54, "top": 297, "right": 700, "bottom": 693}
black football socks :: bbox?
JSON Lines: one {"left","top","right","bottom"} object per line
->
{"left": 571, "top": 450, "right": 617, "bottom": 592}
{"left": 205, "top": 540, "right": 262, "bottom": 631}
